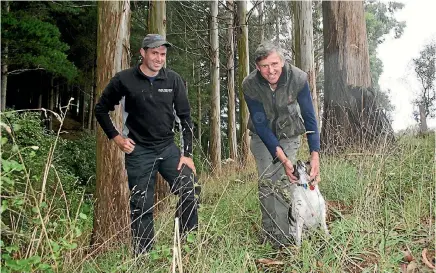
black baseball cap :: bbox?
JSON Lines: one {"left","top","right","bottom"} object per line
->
{"left": 142, "top": 34, "right": 172, "bottom": 48}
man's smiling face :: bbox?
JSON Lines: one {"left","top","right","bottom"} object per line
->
{"left": 140, "top": 45, "right": 167, "bottom": 74}
{"left": 255, "top": 51, "right": 284, "bottom": 85}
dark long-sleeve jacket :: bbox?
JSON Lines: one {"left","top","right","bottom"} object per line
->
{"left": 95, "top": 64, "right": 193, "bottom": 156}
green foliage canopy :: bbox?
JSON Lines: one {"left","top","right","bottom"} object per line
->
{"left": 412, "top": 41, "right": 436, "bottom": 119}
{"left": 1, "top": 3, "right": 78, "bottom": 80}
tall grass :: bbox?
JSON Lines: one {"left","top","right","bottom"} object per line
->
{"left": 1, "top": 110, "right": 434, "bottom": 272}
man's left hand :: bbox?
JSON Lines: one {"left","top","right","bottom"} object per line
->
{"left": 177, "top": 156, "right": 196, "bottom": 175}
{"left": 310, "top": 151, "right": 320, "bottom": 184}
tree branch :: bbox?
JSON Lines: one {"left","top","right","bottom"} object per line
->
{"left": 50, "top": 1, "right": 96, "bottom": 8}
{"left": 7, "top": 68, "right": 45, "bottom": 75}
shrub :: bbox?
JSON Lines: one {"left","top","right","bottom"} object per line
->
{"left": 1, "top": 110, "right": 94, "bottom": 272}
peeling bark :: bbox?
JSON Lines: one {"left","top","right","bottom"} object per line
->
{"left": 91, "top": 0, "right": 131, "bottom": 252}
{"left": 321, "top": 1, "right": 393, "bottom": 153}
{"left": 210, "top": 0, "right": 221, "bottom": 173}
{"left": 227, "top": 0, "right": 237, "bottom": 161}
{"left": 294, "top": 0, "right": 319, "bottom": 124}
{"left": 236, "top": 0, "right": 250, "bottom": 165}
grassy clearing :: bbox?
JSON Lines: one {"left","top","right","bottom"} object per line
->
{"left": 2, "top": 112, "right": 434, "bottom": 272}
{"left": 77, "top": 134, "right": 434, "bottom": 273}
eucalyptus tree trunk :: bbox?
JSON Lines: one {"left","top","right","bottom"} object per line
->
{"left": 1, "top": 1, "right": 9, "bottom": 111}
{"left": 321, "top": 1, "right": 393, "bottom": 152}
{"left": 1, "top": 55, "right": 7, "bottom": 111}
{"left": 413, "top": 42, "right": 435, "bottom": 134}
{"left": 226, "top": 0, "right": 237, "bottom": 161}
{"left": 48, "top": 76, "right": 54, "bottom": 131}
{"left": 210, "top": 0, "right": 221, "bottom": 173}
{"left": 75, "top": 86, "right": 80, "bottom": 117}
{"left": 67, "top": 85, "right": 72, "bottom": 108}
{"left": 148, "top": 0, "right": 170, "bottom": 210}
{"left": 91, "top": 0, "right": 131, "bottom": 251}
{"left": 258, "top": 0, "right": 265, "bottom": 42}
{"left": 419, "top": 104, "right": 428, "bottom": 133}
{"left": 148, "top": 0, "right": 166, "bottom": 35}
{"left": 54, "top": 83, "right": 59, "bottom": 111}
{"left": 236, "top": 0, "right": 250, "bottom": 165}
{"left": 80, "top": 84, "right": 86, "bottom": 129}
{"left": 274, "top": 1, "right": 280, "bottom": 44}
{"left": 38, "top": 93, "right": 42, "bottom": 108}
{"left": 197, "top": 63, "right": 202, "bottom": 153}
{"left": 91, "top": 66, "right": 97, "bottom": 130}
{"left": 87, "top": 67, "right": 95, "bottom": 130}
{"left": 87, "top": 86, "right": 94, "bottom": 130}
{"left": 293, "top": 0, "right": 319, "bottom": 124}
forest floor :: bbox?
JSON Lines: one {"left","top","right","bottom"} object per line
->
{"left": 52, "top": 114, "right": 86, "bottom": 140}
{"left": 74, "top": 134, "right": 435, "bottom": 273}
{"left": 1, "top": 112, "right": 434, "bottom": 272}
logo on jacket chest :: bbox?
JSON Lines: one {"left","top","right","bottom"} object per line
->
{"left": 158, "top": 88, "right": 173, "bottom": 93}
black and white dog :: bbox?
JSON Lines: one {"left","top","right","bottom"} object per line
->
{"left": 288, "top": 160, "right": 329, "bottom": 246}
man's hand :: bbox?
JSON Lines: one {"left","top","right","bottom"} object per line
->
{"left": 284, "top": 159, "right": 298, "bottom": 183}
{"left": 276, "top": 146, "right": 298, "bottom": 182}
{"left": 177, "top": 156, "right": 196, "bottom": 175}
{"left": 309, "top": 151, "right": 320, "bottom": 184}
{"left": 113, "top": 135, "right": 136, "bottom": 154}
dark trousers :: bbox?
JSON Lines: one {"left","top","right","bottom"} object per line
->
{"left": 125, "top": 142, "right": 199, "bottom": 254}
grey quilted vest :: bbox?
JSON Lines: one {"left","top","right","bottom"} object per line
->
{"left": 243, "top": 63, "right": 308, "bottom": 139}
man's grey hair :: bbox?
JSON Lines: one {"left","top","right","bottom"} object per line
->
{"left": 254, "top": 42, "right": 285, "bottom": 64}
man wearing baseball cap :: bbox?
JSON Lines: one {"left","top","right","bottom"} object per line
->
{"left": 95, "top": 34, "right": 199, "bottom": 255}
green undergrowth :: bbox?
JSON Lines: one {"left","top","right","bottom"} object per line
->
{"left": 1, "top": 111, "right": 434, "bottom": 272}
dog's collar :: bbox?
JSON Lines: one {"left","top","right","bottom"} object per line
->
{"left": 296, "top": 182, "right": 315, "bottom": 190}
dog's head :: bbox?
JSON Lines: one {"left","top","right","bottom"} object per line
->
{"left": 292, "top": 160, "right": 311, "bottom": 182}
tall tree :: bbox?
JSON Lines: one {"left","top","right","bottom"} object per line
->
{"left": 310, "top": 1, "right": 404, "bottom": 126}
{"left": 226, "top": 0, "right": 237, "bottom": 160}
{"left": 274, "top": 1, "right": 280, "bottom": 44}
{"left": 87, "top": 66, "right": 96, "bottom": 130}
{"left": 148, "top": 0, "right": 165, "bottom": 36}
{"left": 196, "top": 64, "right": 202, "bottom": 155}
{"left": 210, "top": 0, "right": 221, "bottom": 172}
{"left": 48, "top": 76, "right": 54, "bottom": 131}
{"left": 258, "top": 0, "right": 265, "bottom": 42}
{"left": 321, "top": 1, "right": 393, "bottom": 152}
{"left": 236, "top": 0, "right": 250, "bottom": 165}
{"left": 1, "top": 1, "right": 9, "bottom": 111}
{"left": 312, "top": 0, "right": 324, "bottom": 117}
{"left": 148, "top": 0, "right": 171, "bottom": 210}
{"left": 293, "top": 0, "right": 319, "bottom": 124}
{"left": 412, "top": 41, "right": 436, "bottom": 133}
{"left": 91, "top": 0, "right": 131, "bottom": 250}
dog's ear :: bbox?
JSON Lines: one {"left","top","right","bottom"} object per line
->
{"left": 305, "top": 161, "right": 311, "bottom": 174}
{"left": 292, "top": 164, "right": 299, "bottom": 179}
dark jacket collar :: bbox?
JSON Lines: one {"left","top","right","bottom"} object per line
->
{"left": 135, "top": 63, "right": 168, "bottom": 80}
{"left": 255, "top": 63, "right": 289, "bottom": 88}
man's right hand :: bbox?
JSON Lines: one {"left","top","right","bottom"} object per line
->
{"left": 283, "top": 159, "right": 298, "bottom": 182}
{"left": 276, "top": 146, "right": 298, "bottom": 182}
{"left": 113, "top": 135, "right": 136, "bottom": 154}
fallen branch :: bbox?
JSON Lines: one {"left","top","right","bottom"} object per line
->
{"left": 422, "top": 248, "right": 435, "bottom": 269}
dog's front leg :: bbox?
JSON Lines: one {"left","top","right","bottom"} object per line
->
{"left": 321, "top": 203, "right": 329, "bottom": 237}
{"left": 295, "top": 218, "right": 304, "bottom": 247}
{"left": 321, "top": 217, "right": 329, "bottom": 237}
